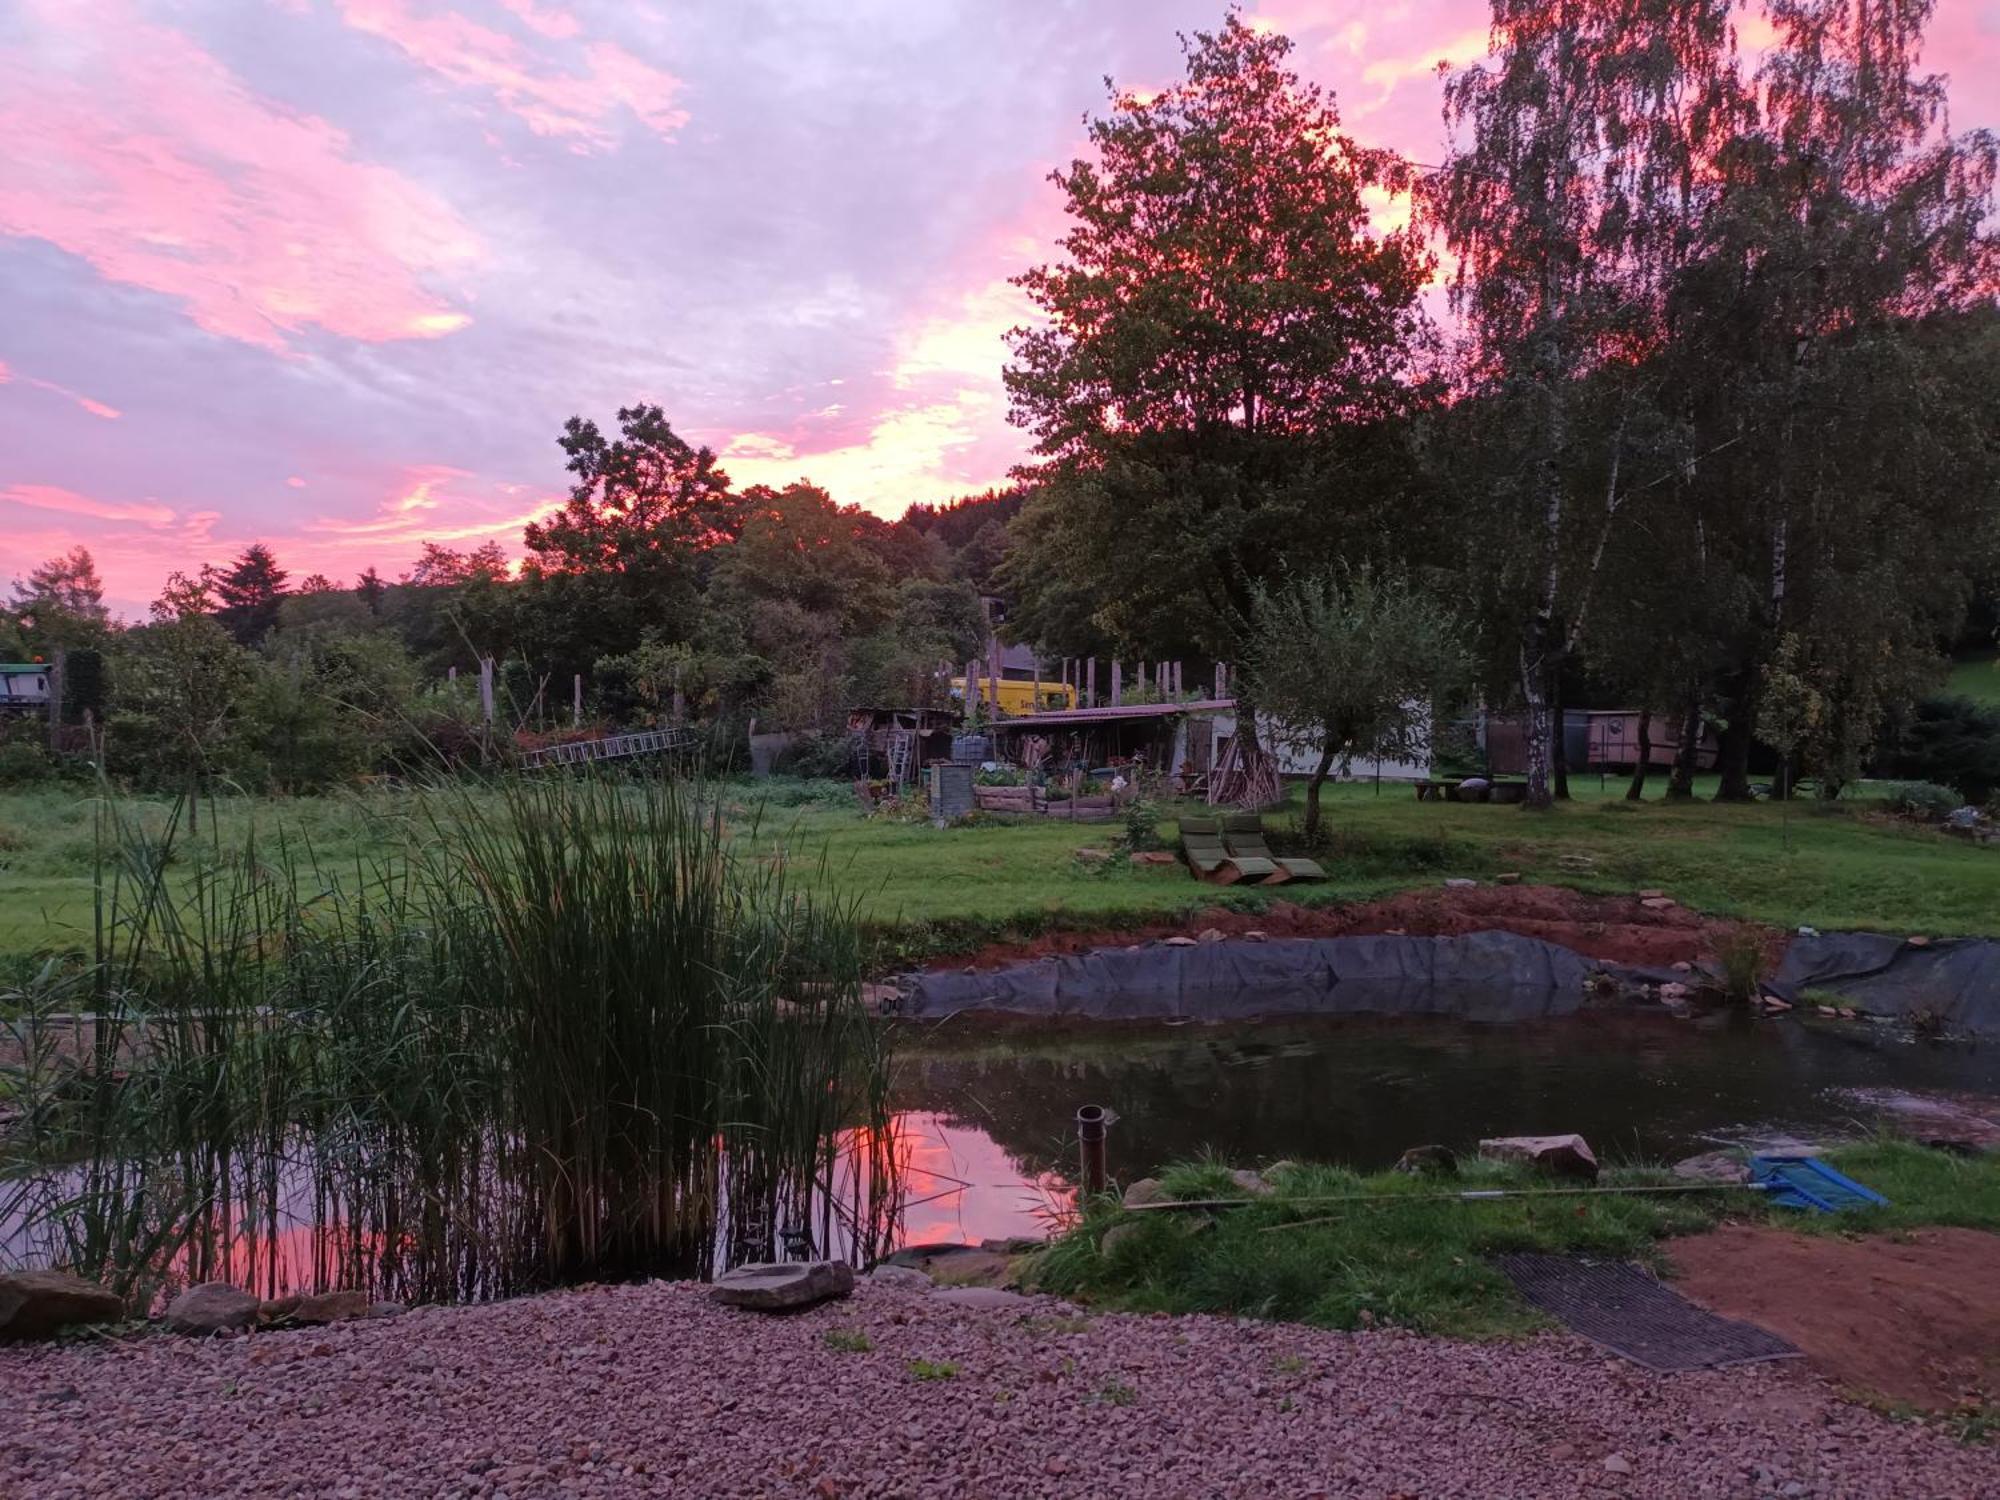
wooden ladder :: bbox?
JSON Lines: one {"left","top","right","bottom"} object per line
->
{"left": 886, "top": 728, "right": 917, "bottom": 786}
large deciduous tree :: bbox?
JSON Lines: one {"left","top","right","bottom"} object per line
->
{"left": 521, "top": 405, "right": 743, "bottom": 675}
{"left": 1423, "top": 0, "right": 1750, "bottom": 809}
{"left": 1667, "top": 0, "right": 1999, "bottom": 798}
{"left": 1002, "top": 15, "right": 1432, "bottom": 697}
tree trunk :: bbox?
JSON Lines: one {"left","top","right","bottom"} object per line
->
{"left": 1666, "top": 693, "right": 1701, "bottom": 801}
{"left": 1713, "top": 674, "right": 1756, "bottom": 801}
{"left": 1551, "top": 672, "right": 1571, "bottom": 801}
{"left": 1520, "top": 635, "right": 1556, "bottom": 811}
{"left": 1626, "top": 710, "right": 1652, "bottom": 800}
{"left": 1304, "top": 745, "right": 1335, "bottom": 841}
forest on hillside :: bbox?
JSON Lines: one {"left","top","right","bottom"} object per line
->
{"left": 4, "top": 2, "right": 1997, "bottom": 809}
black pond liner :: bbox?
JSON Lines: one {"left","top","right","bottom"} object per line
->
{"left": 896, "top": 933, "right": 1596, "bottom": 1021}
{"left": 1772, "top": 934, "right": 2000, "bottom": 1033}
{"left": 1494, "top": 1252, "right": 1801, "bottom": 1372}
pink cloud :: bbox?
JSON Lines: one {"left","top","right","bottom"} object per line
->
{"left": 0, "top": 359, "right": 122, "bottom": 420}
{"left": 334, "top": 0, "right": 687, "bottom": 148}
{"left": 495, "top": 0, "right": 580, "bottom": 42}
{"left": 1, "top": 483, "right": 174, "bottom": 527}
{"left": 0, "top": 0, "right": 480, "bottom": 352}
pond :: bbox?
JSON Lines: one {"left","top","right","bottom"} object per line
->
{"left": 887, "top": 1009, "right": 2000, "bottom": 1243}
{"left": 8, "top": 1005, "right": 1996, "bottom": 1299}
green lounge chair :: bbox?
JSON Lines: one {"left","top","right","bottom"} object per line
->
{"left": 1177, "top": 816, "right": 1276, "bottom": 885}
{"left": 1222, "top": 813, "right": 1327, "bottom": 884}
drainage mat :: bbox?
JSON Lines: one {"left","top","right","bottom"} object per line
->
{"left": 1494, "top": 1252, "right": 1802, "bottom": 1372}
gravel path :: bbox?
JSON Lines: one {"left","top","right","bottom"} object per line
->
{"left": 3, "top": 1280, "right": 1993, "bottom": 1498}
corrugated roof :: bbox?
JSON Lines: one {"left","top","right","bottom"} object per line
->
{"left": 989, "top": 698, "right": 1234, "bottom": 728}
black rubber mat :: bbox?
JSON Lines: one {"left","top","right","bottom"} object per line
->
{"left": 1494, "top": 1253, "right": 1801, "bottom": 1372}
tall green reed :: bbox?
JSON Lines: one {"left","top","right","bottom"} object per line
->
{"left": 0, "top": 772, "right": 897, "bottom": 1303}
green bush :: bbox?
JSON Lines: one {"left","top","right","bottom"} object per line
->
{"left": 1880, "top": 696, "right": 2000, "bottom": 805}
{"left": 0, "top": 742, "right": 55, "bottom": 787}
{"left": 1880, "top": 780, "right": 1962, "bottom": 821}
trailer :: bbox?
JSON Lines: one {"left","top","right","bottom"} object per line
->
{"left": 0, "top": 663, "right": 52, "bottom": 710}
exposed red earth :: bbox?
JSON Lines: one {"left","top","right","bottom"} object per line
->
{"left": 5, "top": 1278, "right": 1996, "bottom": 1499}
{"left": 1671, "top": 1225, "right": 2000, "bottom": 1413}
{"left": 940, "top": 884, "right": 1780, "bottom": 974}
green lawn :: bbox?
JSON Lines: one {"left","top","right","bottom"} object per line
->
{"left": 1947, "top": 653, "right": 2000, "bottom": 707}
{"left": 1, "top": 773, "right": 1997, "bottom": 964}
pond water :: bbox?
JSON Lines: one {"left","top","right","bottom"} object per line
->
{"left": 9, "top": 1006, "right": 1996, "bottom": 1296}
{"left": 886, "top": 1010, "right": 2000, "bottom": 1244}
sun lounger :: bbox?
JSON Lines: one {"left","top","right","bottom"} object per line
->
{"left": 1222, "top": 813, "right": 1327, "bottom": 884}
{"left": 1177, "top": 816, "right": 1276, "bottom": 885}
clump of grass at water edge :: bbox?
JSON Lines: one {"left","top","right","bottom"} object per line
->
{"left": 0, "top": 772, "right": 898, "bottom": 1308}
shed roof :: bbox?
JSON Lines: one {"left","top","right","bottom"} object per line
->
{"left": 988, "top": 698, "right": 1234, "bottom": 729}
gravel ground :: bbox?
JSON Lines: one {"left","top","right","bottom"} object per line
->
{"left": 3, "top": 1280, "right": 1994, "bottom": 1499}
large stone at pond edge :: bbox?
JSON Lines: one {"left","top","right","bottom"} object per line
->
{"left": 1672, "top": 1150, "right": 1751, "bottom": 1185}
{"left": 261, "top": 1289, "right": 374, "bottom": 1326}
{"left": 1394, "top": 1144, "right": 1459, "bottom": 1176}
{"left": 1479, "top": 1133, "right": 1600, "bottom": 1180}
{"left": 0, "top": 1271, "right": 124, "bottom": 1340}
{"left": 710, "top": 1260, "right": 855, "bottom": 1312}
{"left": 166, "top": 1282, "right": 261, "bottom": 1335}
{"left": 1122, "top": 1177, "right": 1166, "bottom": 1208}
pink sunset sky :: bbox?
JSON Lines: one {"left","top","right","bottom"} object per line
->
{"left": 4, "top": 0, "right": 1997, "bottom": 618}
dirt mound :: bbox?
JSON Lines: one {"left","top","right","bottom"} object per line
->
{"left": 1669, "top": 1225, "right": 2000, "bottom": 1411}
{"left": 943, "top": 884, "right": 1777, "bottom": 974}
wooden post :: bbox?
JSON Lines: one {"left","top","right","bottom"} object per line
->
{"left": 479, "top": 657, "right": 495, "bottom": 724}
{"left": 1032, "top": 663, "right": 1041, "bottom": 713}
{"left": 988, "top": 640, "right": 1001, "bottom": 719}
{"left": 448, "top": 665, "right": 458, "bottom": 682}
{"left": 965, "top": 659, "right": 978, "bottom": 712}
{"left": 1111, "top": 659, "right": 1123, "bottom": 707}
{"left": 46, "top": 649, "right": 65, "bottom": 753}
{"left": 1085, "top": 658, "right": 1096, "bottom": 708}
{"left": 1215, "top": 662, "right": 1227, "bottom": 697}
{"left": 1138, "top": 661, "right": 1147, "bottom": 697}
{"left": 572, "top": 673, "right": 583, "bottom": 725}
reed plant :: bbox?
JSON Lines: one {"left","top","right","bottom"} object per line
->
{"left": 0, "top": 772, "right": 896, "bottom": 1304}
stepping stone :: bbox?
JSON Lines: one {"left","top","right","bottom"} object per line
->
{"left": 710, "top": 1260, "right": 854, "bottom": 1312}
{"left": 0, "top": 1271, "right": 123, "bottom": 1340}
{"left": 1479, "top": 1133, "right": 1600, "bottom": 1180}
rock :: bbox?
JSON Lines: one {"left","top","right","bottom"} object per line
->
{"left": 1906, "top": 934, "right": 1930, "bottom": 947}
{"left": 867, "top": 1265, "right": 933, "bottom": 1292}
{"left": 710, "top": 1260, "right": 855, "bottom": 1312}
{"left": 1478, "top": 1134, "right": 1600, "bottom": 1180}
{"left": 1163, "top": 935, "right": 1198, "bottom": 947}
{"left": 1098, "top": 1222, "right": 1144, "bottom": 1257}
{"left": 1761, "top": 996, "right": 1794, "bottom": 1012}
{"left": 1443, "top": 878, "right": 1478, "bottom": 890}
{"left": 1122, "top": 1178, "right": 1166, "bottom": 1208}
{"left": 979, "top": 1236, "right": 1045, "bottom": 1256}
{"left": 1603, "top": 1453, "right": 1633, "bottom": 1475}
{"left": 860, "top": 982, "right": 903, "bottom": 1015}
{"left": 1393, "top": 1144, "right": 1459, "bottom": 1176}
{"left": 1672, "top": 1150, "right": 1750, "bottom": 1185}
{"left": 1496, "top": 872, "right": 1522, "bottom": 885}
{"left": 1242, "top": 930, "right": 1268, "bottom": 942}
{"left": 1657, "top": 981, "right": 1690, "bottom": 1002}
{"left": 1262, "top": 1159, "right": 1300, "bottom": 1180}
{"left": 1640, "top": 896, "right": 1676, "bottom": 911}
{"left": 930, "top": 1286, "right": 1028, "bottom": 1313}
{"left": 1637, "top": 889, "right": 1666, "bottom": 901}
{"left": 1196, "top": 927, "right": 1226, "bottom": 944}
{"left": 1129, "top": 851, "right": 1177, "bottom": 867}
{"left": 1671, "top": 961, "right": 1693, "bottom": 973}
{"left": 0, "top": 1271, "right": 124, "bottom": 1341}
{"left": 1228, "top": 1168, "right": 1273, "bottom": 1196}
{"left": 367, "top": 1302, "right": 406, "bottom": 1319}
{"left": 1074, "top": 847, "right": 1112, "bottom": 866}
{"left": 284, "top": 1290, "right": 372, "bottom": 1325}
{"left": 166, "top": 1282, "right": 261, "bottom": 1336}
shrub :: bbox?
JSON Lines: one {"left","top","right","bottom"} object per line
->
{"left": 1880, "top": 696, "right": 2000, "bottom": 805}
{"left": 1880, "top": 780, "right": 1962, "bottom": 821}
{"left": 0, "top": 742, "right": 56, "bottom": 787}
{"left": 1712, "top": 926, "right": 1767, "bottom": 1001}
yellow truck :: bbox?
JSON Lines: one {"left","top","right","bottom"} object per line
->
{"left": 951, "top": 677, "right": 1077, "bottom": 716}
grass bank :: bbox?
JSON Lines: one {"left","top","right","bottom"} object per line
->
{"left": 1028, "top": 1142, "right": 2000, "bottom": 1341}
{"left": 2, "top": 774, "right": 1997, "bottom": 966}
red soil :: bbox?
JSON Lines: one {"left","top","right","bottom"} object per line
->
{"left": 940, "top": 883, "right": 1782, "bottom": 974}
{"left": 1670, "top": 1225, "right": 2000, "bottom": 1412}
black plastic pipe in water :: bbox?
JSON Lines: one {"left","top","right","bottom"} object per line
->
{"left": 1076, "top": 1104, "right": 1108, "bottom": 1197}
